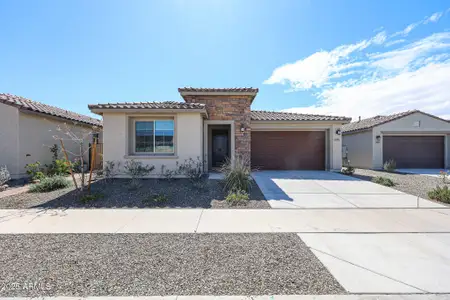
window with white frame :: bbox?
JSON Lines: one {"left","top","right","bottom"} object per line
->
{"left": 135, "top": 120, "right": 174, "bottom": 153}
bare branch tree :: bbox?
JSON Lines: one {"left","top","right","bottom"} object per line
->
{"left": 52, "top": 121, "right": 102, "bottom": 192}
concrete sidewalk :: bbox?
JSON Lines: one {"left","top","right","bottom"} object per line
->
{"left": 2, "top": 296, "right": 450, "bottom": 300}
{"left": 1, "top": 296, "right": 448, "bottom": 300}
{"left": 1, "top": 208, "right": 450, "bottom": 233}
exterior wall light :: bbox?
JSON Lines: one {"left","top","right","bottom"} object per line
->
{"left": 335, "top": 129, "right": 341, "bottom": 135}
{"left": 375, "top": 135, "right": 381, "bottom": 143}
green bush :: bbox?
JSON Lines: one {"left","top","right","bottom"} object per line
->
{"left": 46, "top": 159, "right": 71, "bottom": 176}
{"left": 80, "top": 192, "right": 105, "bottom": 204}
{"left": 372, "top": 176, "right": 395, "bottom": 187}
{"left": 29, "top": 176, "right": 71, "bottom": 193}
{"left": 25, "top": 161, "right": 46, "bottom": 181}
{"left": 428, "top": 186, "right": 450, "bottom": 203}
{"left": 220, "top": 155, "right": 252, "bottom": 193}
{"left": 225, "top": 190, "right": 250, "bottom": 206}
{"left": 124, "top": 159, "right": 155, "bottom": 188}
{"left": 144, "top": 193, "right": 169, "bottom": 205}
{"left": 383, "top": 159, "right": 397, "bottom": 172}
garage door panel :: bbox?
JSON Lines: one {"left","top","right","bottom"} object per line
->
{"left": 251, "top": 131, "right": 325, "bottom": 170}
{"left": 383, "top": 136, "right": 444, "bottom": 169}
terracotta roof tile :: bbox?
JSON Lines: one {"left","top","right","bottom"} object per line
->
{"left": 88, "top": 101, "right": 206, "bottom": 110}
{"left": 178, "top": 87, "right": 259, "bottom": 93}
{"left": 342, "top": 110, "right": 434, "bottom": 133}
{"left": 0, "top": 93, "right": 101, "bottom": 126}
{"left": 251, "top": 110, "right": 351, "bottom": 122}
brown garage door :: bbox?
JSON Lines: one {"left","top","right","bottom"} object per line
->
{"left": 251, "top": 131, "right": 325, "bottom": 170}
{"left": 383, "top": 135, "right": 444, "bottom": 168}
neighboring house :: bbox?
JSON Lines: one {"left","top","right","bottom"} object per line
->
{"left": 342, "top": 110, "right": 450, "bottom": 169}
{"left": 0, "top": 94, "right": 102, "bottom": 179}
{"left": 88, "top": 87, "right": 350, "bottom": 175}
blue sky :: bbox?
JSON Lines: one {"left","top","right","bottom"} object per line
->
{"left": 1, "top": 0, "right": 449, "bottom": 120}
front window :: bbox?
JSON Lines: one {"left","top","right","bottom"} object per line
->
{"left": 135, "top": 120, "right": 174, "bottom": 153}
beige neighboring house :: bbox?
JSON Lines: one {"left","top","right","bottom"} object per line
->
{"left": 0, "top": 94, "right": 102, "bottom": 179}
{"left": 88, "top": 87, "right": 350, "bottom": 175}
{"left": 342, "top": 110, "right": 450, "bottom": 169}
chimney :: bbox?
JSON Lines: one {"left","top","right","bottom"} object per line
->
{"left": 358, "top": 116, "right": 361, "bottom": 122}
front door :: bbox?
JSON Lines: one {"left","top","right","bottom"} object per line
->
{"left": 212, "top": 131, "right": 229, "bottom": 168}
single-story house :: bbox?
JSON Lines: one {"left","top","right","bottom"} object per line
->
{"left": 342, "top": 110, "right": 450, "bottom": 169}
{"left": 88, "top": 87, "right": 350, "bottom": 175}
{"left": 0, "top": 94, "right": 102, "bottom": 179}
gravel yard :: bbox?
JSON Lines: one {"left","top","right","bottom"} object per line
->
{"left": 352, "top": 168, "right": 449, "bottom": 202}
{"left": 0, "top": 179, "right": 269, "bottom": 209}
{"left": 0, "top": 233, "right": 344, "bottom": 296}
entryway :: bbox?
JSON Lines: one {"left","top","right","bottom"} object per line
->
{"left": 206, "top": 123, "right": 232, "bottom": 170}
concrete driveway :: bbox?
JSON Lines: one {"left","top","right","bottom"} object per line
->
{"left": 252, "top": 170, "right": 444, "bottom": 209}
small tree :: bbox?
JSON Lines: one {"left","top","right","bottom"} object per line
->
{"left": 52, "top": 121, "right": 102, "bottom": 192}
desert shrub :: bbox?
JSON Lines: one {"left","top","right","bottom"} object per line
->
{"left": 341, "top": 159, "right": 355, "bottom": 175}
{"left": 0, "top": 165, "right": 11, "bottom": 185}
{"left": 178, "top": 157, "right": 204, "bottom": 182}
{"left": 225, "top": 190, "right": 249, "bottom": 206}
{"left": 383, "top": 159, "right": 397, "bottom": 172}
{"left": 439, "top": 170, "right": 448, "bottom": 184}
{"left": 160, "top": 164, "right": 178, "bottom": 181}
{"left": 104, "top": 160, "right": 121, "bottom": 182}
{"left": 29, "top": 176, "right": 71, "bottom": 193}
{"left": 152, "top": 193, "right": 169, "bottom": 204}
{"left": 25, "top": 161, "right": 45, "bottom": 181}
{"left": 372, "top": 176, "right": 395, "bottom": 187}
{"left": 80, "top": 192, "right": 105, "bottom": 204}
{"left": 341, "top": 166, "right": 355, "bottom": 175}
{"left": 46, "top": 159, "right": 71, "bottom": 176}
{"left": 124, "top": 159, "right": 154, "bottom": 188}
{"left": 221, "top": 155, "right": 252, "bottom": 193}
{"left": 428, "top": 186, "right": 450, "bottom": 203}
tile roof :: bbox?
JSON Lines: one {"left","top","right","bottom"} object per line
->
{"left": 251, "top": 110, "right": 351, "bottom": 122}
{"left": 88, "top": 101, "right": 206, "bottom": 110}
{"left": 0, "top": 93, "right": 102, "bottom": 126}
{"left": 178, "top": 87, "right": 259, "bottom": 93}
{"left": 342, "top": 110, "right": 446, "bottom": 133}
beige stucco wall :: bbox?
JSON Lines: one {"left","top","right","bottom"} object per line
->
{"left": 0, "top": 103, "right": 20, "bottom": 177}
{"left": 373, "top": 112, "right": 450, "bottom": 169}
{"left": 102, "top": 112, "right": 203, "bottom": 176}
{"left": 342, "top": 130, "right": 373, "bottom": 169}
{"left": 251, "top": 121, "right": 345, "bottom": 170}
{"left": 17, "top": 112, "right": 94, "bottom": 177}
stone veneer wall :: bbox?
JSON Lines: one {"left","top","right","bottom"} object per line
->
{"left": 183, "top": 95, "right": 253, "bottom": 159}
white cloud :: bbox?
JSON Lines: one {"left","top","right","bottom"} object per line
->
{"left": 385, "top": 39, "right": 406, "bottom": 47}
{"left": 265, "top": 11, "right": 450, "bottom": 120}
{"left": 425, "top": 12, "right": 443, "bottom": 23}
{"left": 264, "top": 34, "right": 380, "bottom": 90}
{"left": 390, "top": 9, "right": 447, "bottom": 37}
{"left": 282, "top": 62, "right": 450, "bottom": 120}
{"left": 371, "top": 32, "right": 450, "bottom": 70}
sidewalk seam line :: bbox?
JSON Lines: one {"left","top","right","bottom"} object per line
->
{"left": 313, "top": 180, "right": 359, "bottom": 208}
{"left": 308, "top": 246, "right": 429, "bottom": 293}
{"left": 194, "top": 209, "right": 204, "bottom": 233}
{"left": 114, "top": 211, "right": 140, "bottom": 233}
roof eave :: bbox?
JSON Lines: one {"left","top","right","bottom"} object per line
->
{"left": 89, "top": 107, "right": 208, "bottom": 118}
{"left": 251, "top": 119, "right": 351, "bottom": 124}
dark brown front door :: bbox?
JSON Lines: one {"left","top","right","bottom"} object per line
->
{"left": 251, "top": 131, "right": 326, "bottom": 170}
{"left": 212, "top": 130, "right": 229, "bottom": 168}
{"left": 383, "top": 135, "right": 444, "bottom": 168}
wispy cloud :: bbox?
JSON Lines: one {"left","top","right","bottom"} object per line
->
{"left": 264, "top": 9, "right": 450, "bottom": 120}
